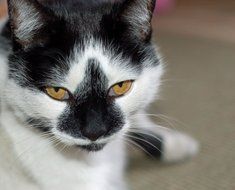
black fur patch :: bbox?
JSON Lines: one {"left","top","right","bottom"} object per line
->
{"left": 129, "top": 131, "right": 163, "bottom": 158}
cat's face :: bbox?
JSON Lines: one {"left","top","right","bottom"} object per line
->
{"left": 5, "top": 0, "right": 163, "bottom": 151}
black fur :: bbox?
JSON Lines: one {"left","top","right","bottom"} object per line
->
{"left": 129, "top": 131, "right": 163, "bottom": 158}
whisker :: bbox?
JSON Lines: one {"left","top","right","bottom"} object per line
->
{"left": 129, "top": 120, "right": 173, "bottom": 132}
{"left": 122, "top": 137, "right": 153, "bottom": 157}
{"left": 128, "top": 128, "right": 163, "bottom": 143}
{"left": 124, "top": 134, "right": 163, "bottom": 155}
{"left": 132, "top": 113, "right": 178, "bottom": 130}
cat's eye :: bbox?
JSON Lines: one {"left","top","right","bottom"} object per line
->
{"left": 45, "top": 87, "right": 70, "bottom": 101}
{"left": 108, "top": 80, "right": 133, "bottom": 97}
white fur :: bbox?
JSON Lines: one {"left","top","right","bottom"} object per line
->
{"left": 116, "top": 65, "right": 164, "bottom": 115}
{"left": 4, "top": 80, "right": 66, "bottom": 122}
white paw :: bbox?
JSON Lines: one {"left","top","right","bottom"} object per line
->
{"left": 162, "top": 132, "right": 199, "bottom": 163}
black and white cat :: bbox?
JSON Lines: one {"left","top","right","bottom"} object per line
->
{"left": 0, "top": 0, "right": 198, "bottom": 189}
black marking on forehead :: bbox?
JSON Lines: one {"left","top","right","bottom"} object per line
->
{"left": 75, "top": 59, "right": 109, "bottom": 101}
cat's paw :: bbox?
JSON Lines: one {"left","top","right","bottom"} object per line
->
{"left": 162, "top": 131, "right": 199, "bottom": 163}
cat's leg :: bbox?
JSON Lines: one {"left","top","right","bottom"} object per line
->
{"left": 129, "top": 112, "right": 199, "bottom": 163}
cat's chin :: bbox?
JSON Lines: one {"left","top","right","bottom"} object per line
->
{"left": 77, "top": 143, "right": 106, "bottom": 152}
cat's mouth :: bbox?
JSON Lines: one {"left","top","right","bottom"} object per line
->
{"left": 77, "top": 143, "right": 106, "bottom": 152}
{"left": 52, "top": 128, "right": 112, "bottom": 151}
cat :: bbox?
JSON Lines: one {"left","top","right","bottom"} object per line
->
{"left": 0, "top": 0, "right": 199, "bottom": 189}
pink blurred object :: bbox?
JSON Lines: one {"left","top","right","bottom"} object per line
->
{"left": 155, "top": 0, "right": 175, "bottom": 14}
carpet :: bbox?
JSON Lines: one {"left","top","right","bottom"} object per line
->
{"left": 128, "top": 31, "right": 235, "bottom": 190}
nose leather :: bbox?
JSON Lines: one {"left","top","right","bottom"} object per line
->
{"left": 80, "top": 109, "right": 109, "bottom": 141}
{"left": 81, "top": 125, "right": 107, "bottom": 141}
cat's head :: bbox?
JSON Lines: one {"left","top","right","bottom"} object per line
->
{"left": 5, "top": 0, "right": 163, "bottom": 151}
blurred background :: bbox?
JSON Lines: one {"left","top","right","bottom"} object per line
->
{"left": 0, "top": 0, "right": 235, "bottom": 190}
{"left": 128, "top": 1, "right": 235, "bottom": 190}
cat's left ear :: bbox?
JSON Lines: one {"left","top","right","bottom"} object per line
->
{"left": 120, "top": 0, "right": 156, "bottom": 42}
{"left": 8, "top": 0, "right": 50, "bottom": 50}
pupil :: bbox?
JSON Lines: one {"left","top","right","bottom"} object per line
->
{"left": 118, "top": 82, "right": 123, "bottom": 88}
{"left": 54, "top": 87, "right": 60, "bottom": 92}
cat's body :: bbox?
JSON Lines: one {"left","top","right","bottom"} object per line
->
{"left": 0, "top": 0, "right": 198, "bottom": 189}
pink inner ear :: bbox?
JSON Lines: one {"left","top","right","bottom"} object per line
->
{"left": 155, "top": 0, "right": 175, "bottom": 14}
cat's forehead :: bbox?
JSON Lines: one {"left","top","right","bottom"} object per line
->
{"left": 60, "top": 39, "right": 141, "bottom": 93}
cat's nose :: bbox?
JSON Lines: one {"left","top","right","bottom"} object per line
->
{"left": 81, "top": 126, "right": 107, "bottom": 141}
{"left": 80, "top": 109, "right": 109, "bottom": 141}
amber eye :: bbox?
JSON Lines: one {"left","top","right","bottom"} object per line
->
{"left": 109, "top": 80, "right": 133, "bottom": 97}
{"left": 45, "top": 87, "right": 70, "bottom": 101}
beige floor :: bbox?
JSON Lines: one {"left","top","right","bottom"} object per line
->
{"left": 128, "top": 31, "right": 235, "bottom": 190}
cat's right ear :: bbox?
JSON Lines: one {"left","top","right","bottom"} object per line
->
{"left": 7, "top": 0, "right": 50, "bottom": 50}
{"left": 118, "top": 0, "right": 156, "bottom": 42}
